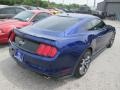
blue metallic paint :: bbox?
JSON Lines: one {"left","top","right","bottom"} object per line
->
{"left": 9, "top": 14, "right": 116, "bottom": 78}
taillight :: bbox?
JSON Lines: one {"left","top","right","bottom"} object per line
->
{"left": 36, "top": 44, "right": 58, "bottom": 58}
{"left": 9, "top": 31, "right": 15, "bottom": 42}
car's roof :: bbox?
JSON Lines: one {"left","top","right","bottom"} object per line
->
{"left": 58, "top": 13, "right": 99, "bottom": 20}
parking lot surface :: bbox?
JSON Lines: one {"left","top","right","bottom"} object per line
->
{"left": 0, "top": 20, "right": 120, "bottom": 90}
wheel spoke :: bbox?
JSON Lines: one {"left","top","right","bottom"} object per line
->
{"left": 79, "top": 53, "right": 91, "bottom": 75}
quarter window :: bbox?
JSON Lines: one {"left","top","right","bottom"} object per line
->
{"left": 85, "top": 19, "right": 105, "bottom": 30}
{"left": 94, "top": 20, "right": 106, "bottom": 29}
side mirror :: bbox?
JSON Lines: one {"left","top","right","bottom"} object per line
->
{"left": 105, "top": 25, "right": 112, "bottom": 29}
{"left": 105, "top": 25, "right": 115, "bottom": 30}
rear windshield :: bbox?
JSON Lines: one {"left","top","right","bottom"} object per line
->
{"left": 33, "top": 16, "right": 79, "bottom": 31}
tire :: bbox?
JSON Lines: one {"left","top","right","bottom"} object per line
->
{"left": 107, "top": 33, "right": 115, "bottom": 48}
{"left": 74, "top": 49, "right": 92, "bottom": 78}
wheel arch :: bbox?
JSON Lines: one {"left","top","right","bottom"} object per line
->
{"left": 72, "top": 47, "right": 93, "bottom": 76}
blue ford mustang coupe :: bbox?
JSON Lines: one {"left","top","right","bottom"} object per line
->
{"left": 9, "top": 13, "right": 116, "bottom": 78}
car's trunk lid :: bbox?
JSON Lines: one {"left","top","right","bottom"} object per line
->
{"left": 13, "top": 28, "right": 65, "bottom": 54}
{"left": 19, "top": 26, "right": 65, "bottom": 40}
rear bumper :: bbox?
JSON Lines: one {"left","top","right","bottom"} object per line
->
{"left": 9, "top": 43, "right": 77, "bottom": 78}
{"left": 0, "top": 33, "right": 8, "bottom": 44}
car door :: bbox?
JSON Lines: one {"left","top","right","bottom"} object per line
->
{"left": 90, "top": 19, "right": 110, "bottom": 51}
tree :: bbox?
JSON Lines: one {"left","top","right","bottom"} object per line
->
{"left": 0, "top": 0, "right": 80, "bottom": 9}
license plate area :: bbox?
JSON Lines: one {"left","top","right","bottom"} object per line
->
{"left": 14, "top": 50, "right": 24, "bottom": 62}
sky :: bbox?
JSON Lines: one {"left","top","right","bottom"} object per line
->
{"left": 49, "top": 0, "right": 104, "bottom": 7}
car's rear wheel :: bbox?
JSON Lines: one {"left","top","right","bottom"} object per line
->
{"left": 107, "top": 33, "right": 115, "bottom": 48}
{"left": 74, "top": 49, "right": 92, "bottom": 78}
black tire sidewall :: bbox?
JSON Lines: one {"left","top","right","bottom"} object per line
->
{"left": 74, "top": 49, "right": 92, "bottom": 78}
{"left": 107, "top": 32, "right": 115, "bottom": 48}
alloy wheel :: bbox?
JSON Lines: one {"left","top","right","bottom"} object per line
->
{"left": 79, "top": 50, "right": 91, "bottom": 75}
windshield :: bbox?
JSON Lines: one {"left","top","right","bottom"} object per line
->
{"left": 13, "top": 11, "right": 34, "bottom": 21}
{"left": 33, "top": 16, "right": 79, "bottom": 31}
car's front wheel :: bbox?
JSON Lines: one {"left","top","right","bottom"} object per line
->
{"left": 74, "top": 49, "right": 92, "bottom": 78}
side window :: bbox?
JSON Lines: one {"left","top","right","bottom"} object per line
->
{"left": 95, "top": 20, "right": 106, "bottom": 29}
{"left": 91, "top": 19, "right": 105, "bottom": 30}
{"left": 15, "top": 8, "right": 25, "bottom": 14}
{"left": 0, "top": 8, "right": 3, "bottom": 14}
{"left": 0, "top": 8, "right": 8, "bottom": 14}
{"left": 32, "top": 13, "right": 50, "bottom": 22}
{"left": 75, "top": 19, "right": 106, "bottom": 34}
{"left": 0, "top": 8, "right": 16, "bottom": 14}
{"left": 8, "top": 8, "right": 16, "bottom": 14}
{"left": 84, "top": 19, "right": 106, "bottom": 31}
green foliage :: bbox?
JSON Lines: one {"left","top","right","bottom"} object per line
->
{"left": 0, "top": 0, "right": 80, "bottom": 9}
